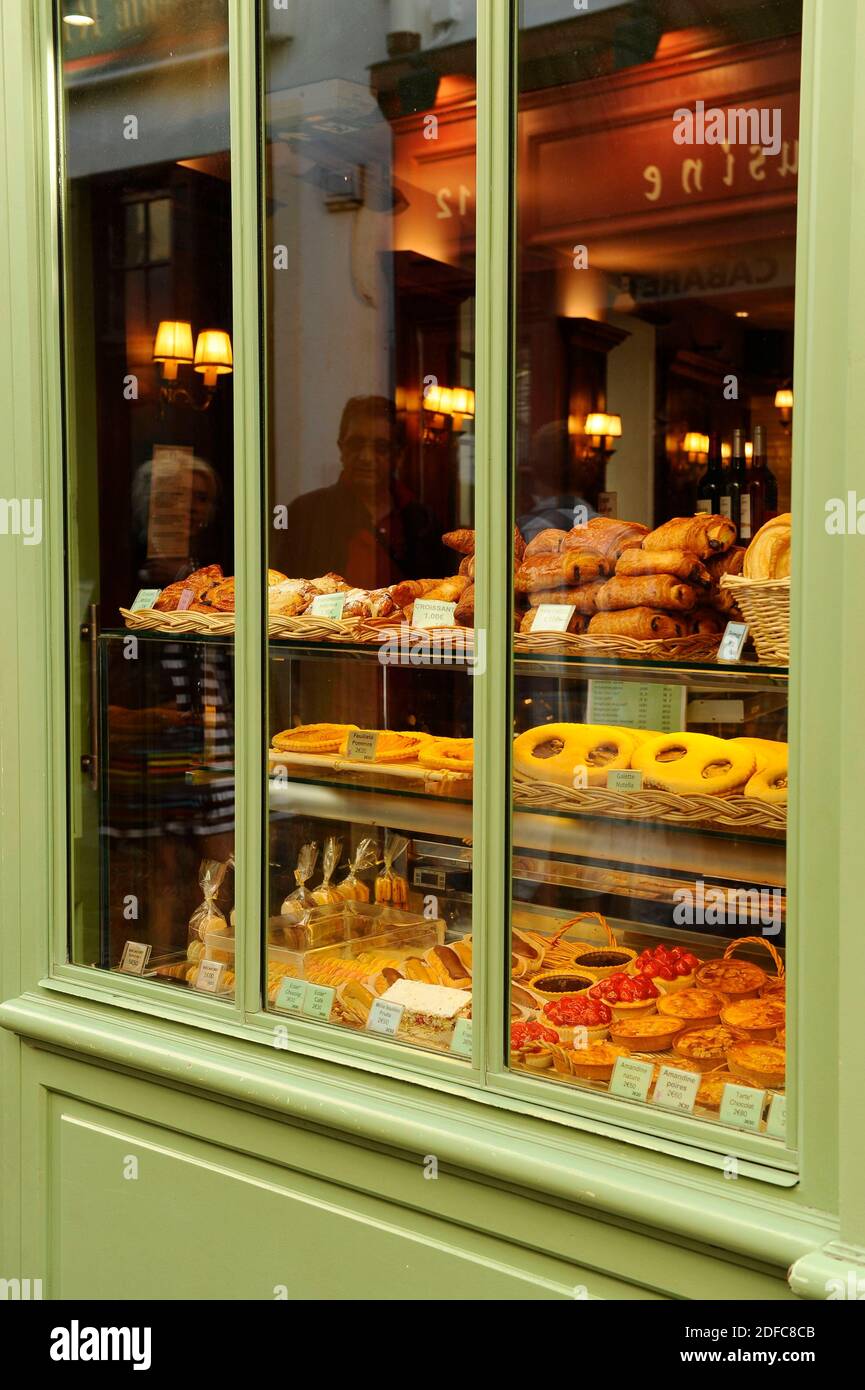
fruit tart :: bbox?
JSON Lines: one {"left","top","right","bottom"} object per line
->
{"left": 587, "top": 971, "right": 659, "bottom": 1019}
{"left": 657, "top": 989, "right": 724, "bottom": 1030}
{"left": 609, "top": 1013, "right": 686, "bottom": 1052}
{"left": 726, "top": 1041, "right": 786, "bottom": 1090}
{"left": 719, "top": 997, "right": 786, "bottom": 1040}
{"left": 510, "top": 1019, "right": 559, "bottom": 1071}
{"left": 694, "top": 957, "right": 766, "bottom": 1000}
{"left": 542, "top": 994, "right": 612, "bottom": 1044}
{"left": 630, "top": 943, "right": 700, "bottom": 994}
{"left": 672, "top": 1022, "right": 746, "bottom": 1072}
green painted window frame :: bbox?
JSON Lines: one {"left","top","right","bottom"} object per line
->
{"left": 2, "top": 0, "right": 865, "bottom": 1247}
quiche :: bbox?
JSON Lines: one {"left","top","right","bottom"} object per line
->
{"left": 672, "top": 1023, "right": 745, "bottom": 1072}
{"left": 720, "top": 998, "right": 786, "bottom": 1040}
{"left": 609, "top": 1014, "right": 686, "bottom": 1052}
{"left": 727, "top": 1041, "right": 786, "bottom": 1090}
{"left": 694, "top": 958, "right": 766, "bottom": 1000}
{"left": 657, "top": 989, "right": 724, "bottom": 1029}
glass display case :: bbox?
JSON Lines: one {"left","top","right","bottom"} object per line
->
{"left": 57, "top": 0, "right": 801, "bottom": 1140}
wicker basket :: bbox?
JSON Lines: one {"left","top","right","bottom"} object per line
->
{"left": 719, "top": 575, "right": 790, "bottom": 665}
{"left": 513, "top": 769, "right": 786, "bottom": 838}
{"left": 513, "top": 629, "right": 721, "bottom": 662}
{"left": 121, "top": 607, "right": 374, "bottom": 643}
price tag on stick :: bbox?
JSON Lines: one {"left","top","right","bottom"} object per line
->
{"left": 118, "top": 941, "right": 151, "bottom": 975}
{"left": 717, "top": 621, "right": 749, "bottom": 663}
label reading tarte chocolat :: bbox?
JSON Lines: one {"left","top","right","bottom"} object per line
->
{"left": 450, "top": 1016, "right": 473, "bottom": 1057}
{"left": 130, "top": 588, "right": 162, "bottom": 612}
{"left": 118, "top": 941, "right": 151, "bottom": 975}
{"left": 765, "top": 1092, "right": 787, "bottom": 1139}
{"left": 302, "top": 984, "right": 335, "bottom": 1021}
{"left": 345, "top": 729, "right": 380, "bottom": 762}
{"left": 367, "top": 999, "right": 404, "bottom": 1037}
{"left": 720, "top": 1083, "right": 766, "bottom": 1131}
{"left": 412, "top": 599, "right": 456, "bottom": 629}
{"left": 652, "top": 1066, "right": 700, "bottom": 1113}
{"left": 275, "top": 978, "right": 307, "bottom": 1013}
{"left": 609, "top": 1056, "right": 654, "bottom": 1102}
{"left": 531, "top": 604, "right": 576, "bottom": 634}
{"left": 309, "top": 591, "right": 347, "bottom": 620}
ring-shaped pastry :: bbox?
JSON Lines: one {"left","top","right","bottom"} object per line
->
{"left": 632, "top": 732, "right": 755, "bottom": 795}
{"left": 513, "top": 723, "right": 639, "bottom": 788}
{"left": 272, "top": 723, "right": 357, "bottom": 754}
{"left": 744, "top": 758, "right": 788, "bottom": 804}
{"left": 418, "top": 737, "right": 474, "bottom": 773}
{"left": 338, "top": 730, "right": 425, "bottom": 763}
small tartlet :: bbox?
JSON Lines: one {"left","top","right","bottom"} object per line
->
{"left": 609, "top": 1014, "right": 686, "bottom": 1052}
{"left": 694, "top": 1070, "right": 758, "bottom": 1111}
{"left": 569, "top": 946, "right": 638, "bottom": 979}
{"left": 719, "top": 997, "right": 786, "bottom": 1040}
{"left": 657, "top": 989, "right": 724, "bottom": 1030}
{"left": 551, "top": 1040, "right": 628, "bottom": 1082}
{"left": 726, "top": 1041, "right": 786, "bottom": 1090}
{"left": 694, "top": 958, "right": 767, "bottom": 1000}
{"left": 672, "top": 1023, "right": 746, "bottom": 1072}
{"left": 529, "top": 971, "right": 594, "bottom": 1001}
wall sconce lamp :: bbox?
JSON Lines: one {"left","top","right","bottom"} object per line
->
{"left": 583, "top": 411, "right": 622, "bottom": 461}
{"left": 153, "top": 321, "right": 232, "bottom": 410}
{"left": 774, "top": 387, "right": 794, "bottom": 429}
{"left": 682, "top": 431, "right": 709, "bottom": 462}
{"left": 422, "top": 384, "right": 475, "bottom": 437}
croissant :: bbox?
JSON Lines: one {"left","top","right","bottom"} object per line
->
{"left": 523, "top": 528, "right": 568, "bottom": 558}
{"left": 309, "top": 572, "right": 351, "bottom": 594}
{"left": 528, "top": 580, "right": 607, "bottom": 614}
{"left": 588, "top": 607, "right": 684, "bottom": 639}
{"left": 615, "top": 549, "right": 711, "bottom": 586}
{"left": 643, "top": 514, "right": 736, "bottom": 557}
{"left": 458, "top": 554, "right": 475, "bottom": 578}
{"left": 515, "top": 551, "right": 611, "bottom": 593}
{"left": 514, "top": 527, "right": 526, "bottom": 563}
{"left": 454, "top": 583, "right": 474, "bottom": 627}
{"left": 595, "top": 575, "right": 698, "bottom": 612}
{"left": 442, "top": 528, "right": 475, "bottom": 555}
{"left": 388, "top": 578, "right": 440, "bottom": 608}
{"left": 153, "top": 564, "right": 224, "bottom": 612}
{"left": 705, "top": 547, "right": 745, "bottom": 580}
{"left": 425, "top": 575, "right": 471, "bottom": 603}
{"left": 520, "top": 606, "right": 588, "bottom": 635}
{"left": 562, "top": 517, "right": 649, "bottom": 559}
{"left": 688, "top": 607, "right": 724, "bottom": 635}
{"left": 743, "top": 515, "right": 791, "bottom": 579}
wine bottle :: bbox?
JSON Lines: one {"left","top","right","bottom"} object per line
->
{"left": 730, "top": 427, "right": 751, "bottom": 541}
{"left": 748, "top": 424, "right": 767, "bottom": 534}
{"left": 754, "top": 425, "right": 779, "bottom": 520}
{"left": 696, "top": 432, "right": 722, "bottom": 514}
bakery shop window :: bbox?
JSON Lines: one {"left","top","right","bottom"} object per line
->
{"left": 509, "top": 1, "right": 797, "bottom": 1137}
{"left": 262, "top": 5, "right": 477, "bottom": 1051}
{"left": 59, "top": 1, "right": 239, "bottom": 992}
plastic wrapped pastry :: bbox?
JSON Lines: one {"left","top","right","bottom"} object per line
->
{"left": 374, "top": 835, "right": 410, "bottom": 909}
{"left": 280, "top": 841, "right": 319, "bottom": 920}
{"left": 337, "top": 837, "right": 378, "bottom": 902}
{"left": 311, "top": 836, "right": 344, "bottom": 906}
{"left": 188, "top": 859, "right": 229, "bottom": 942}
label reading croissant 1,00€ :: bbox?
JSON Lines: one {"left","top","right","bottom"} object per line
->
{"left": 586, "top": 679, "right": 687, "bottom": 733}
{"left": 309, "top": 591, "right": 347, "bottom": 620}
{"left": 609, "top": 1056, "right": 654, "bottom": 1101}
{"left": 130, "top": 588, "right": 162, "bottom": 612}
{"left": 652, "top": 1065, "right": 700, "bottom": 1113}
{"left": 412, "top": 599, "right": 456, "bottom": 629}
{"left": 345, "top": 729, "right": 380, "bottom": 762}
{"left": 531, "top": 604, "right": 577, "bottom": 634}
{"left": 366, "top": 999, "right": 404, "bottom": 1037}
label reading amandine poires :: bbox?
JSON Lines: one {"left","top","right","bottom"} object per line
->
{"left": 652, "top": 1066, "right": 700, "bottom": 1113}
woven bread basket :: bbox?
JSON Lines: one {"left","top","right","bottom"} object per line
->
{"left": 719, "top": 575, "right": 790, "bottom": 665}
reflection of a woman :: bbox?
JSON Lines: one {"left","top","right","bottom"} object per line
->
{"left": 109, "top": 452, "right": 234, "bottom": 960}
{"left": 273, "top": 395, "right": 447, "bottom": 588}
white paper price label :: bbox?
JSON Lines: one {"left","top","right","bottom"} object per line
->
{"left": 765, "top": 1092, "right": 787, "bottom": 1139}
{"left": 412, "top": 599, "right": 456, "bottom": 629}
{"left": 450, "top": 1016, "right": 473, "bottom": 1057}
{"left": 587, "top": 680, "right": 687, "bottom": 734}
{"left": 195, "top": 960, "right": 226, "bottom": 994}
{"left": 609, "top": 1056, "right": 654, "bottom": 1101}
{"left": 302, "top": 984, "right": 335, "bottom": 1021}
{"left": 652, "top": 1066, "right": 700, "bottom": 1113}
{"left": 720, "top": 1083, "right": 766, "bottom": 1131}
{"left": 366, "top": 999, "right": 404, "bottom": 1037}
{"left": 175, "top": 587, "right": 194, "bottom": 612}
{"left": 118, "top": 941, "right": 152, "bottom": 975}
{"left": 309, "top": 591, "right": 347, "bottom": 620}
{"left": 717, "top": 621, "right": 749, "bottom": 663}
{"left": 130, "top": 589, "right": 161, "bottom": 612}
{"left": 276, "top": 978, "right": 307, "bottom": 1013}
{"left": 606, "top": 769, "right": 643, "bottom": 792}
{"left": 345, "top": 729, "right": 380, "bottom": 762}
{"left": 531, "top": 604, "right": 576, "bottom": 634}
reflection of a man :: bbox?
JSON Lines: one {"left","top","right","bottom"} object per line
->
{"left": 516, "top": 419, "right": 596, "bottom": 542}
{"left": 274, "top": 395, "right": 447, "bottom": 588}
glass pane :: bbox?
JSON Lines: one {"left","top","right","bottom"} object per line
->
{"left": 510, "top": 1, "right": 798, "bottom": 1139}
{"left": 61, "top": 1, "right": 237, "bottom": 998}
{"left": 263, "top": 3, "right": 478, "bottom": 1054}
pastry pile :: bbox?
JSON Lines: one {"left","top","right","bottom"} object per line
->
{"left": 271, "top": 725, "right": 473, "bottom": 774}
{"left": 515, "top": 513, "right": 745, "bottom": 638}
{"left": 513, "top": 723, "right": 788, "bottom": 802}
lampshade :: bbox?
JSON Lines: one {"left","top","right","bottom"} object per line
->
{"left": 450, "top": 387, "right": 475, "bottom": 417}
{"left": 194, "top": 330, "right": 233, "bottom": 387}
{"left": 682, "top": 432, "right": 709, "bottom": 454}
{"left": 774, "top": 388, "right": 794, "bottom": 410}
{"left": 423, "top": 384, "right": 442, "bottom": 412}
{"left": 745, "top": 441, "right": 753, "bottom": 461}
{"left": 153, "top": 320, "right": 194, "bottom": 380}
{"left": 585, "top": 412, "right": 622, "bottom": 439}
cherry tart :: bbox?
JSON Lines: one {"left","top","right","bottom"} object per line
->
{"left": 542, "top": 994, "right": 612, "bottom": 1043}
{"left": 510, "top": 1019, "right": 559, "bottom": 1071}
{"left": 629, "top": 943, "right": 700, "bottom": 994}
{"left": 587, "top": 971, "right": 660, "bottom": 1019}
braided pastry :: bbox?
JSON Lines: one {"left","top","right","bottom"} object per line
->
{"left": 632, "top": 732, "right": 755, "bottom": 794}
{"left": 513, "top": 723, "right": 639, "bottom": 788}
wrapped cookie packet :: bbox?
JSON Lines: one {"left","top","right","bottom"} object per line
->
{"left": 280, "top": 841, "right": 319, "bottom": 921}
{"left": 188, "top": 858, "right": 229, "bottom": 943}
{"left": 337, "top": 837, "right": 377, "bottom": 902}
{"left": 374, "top": 834, "right": 410, "bottom": 909}
{"left": 311, "top": 836, "right": 344, "bottom": 906}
